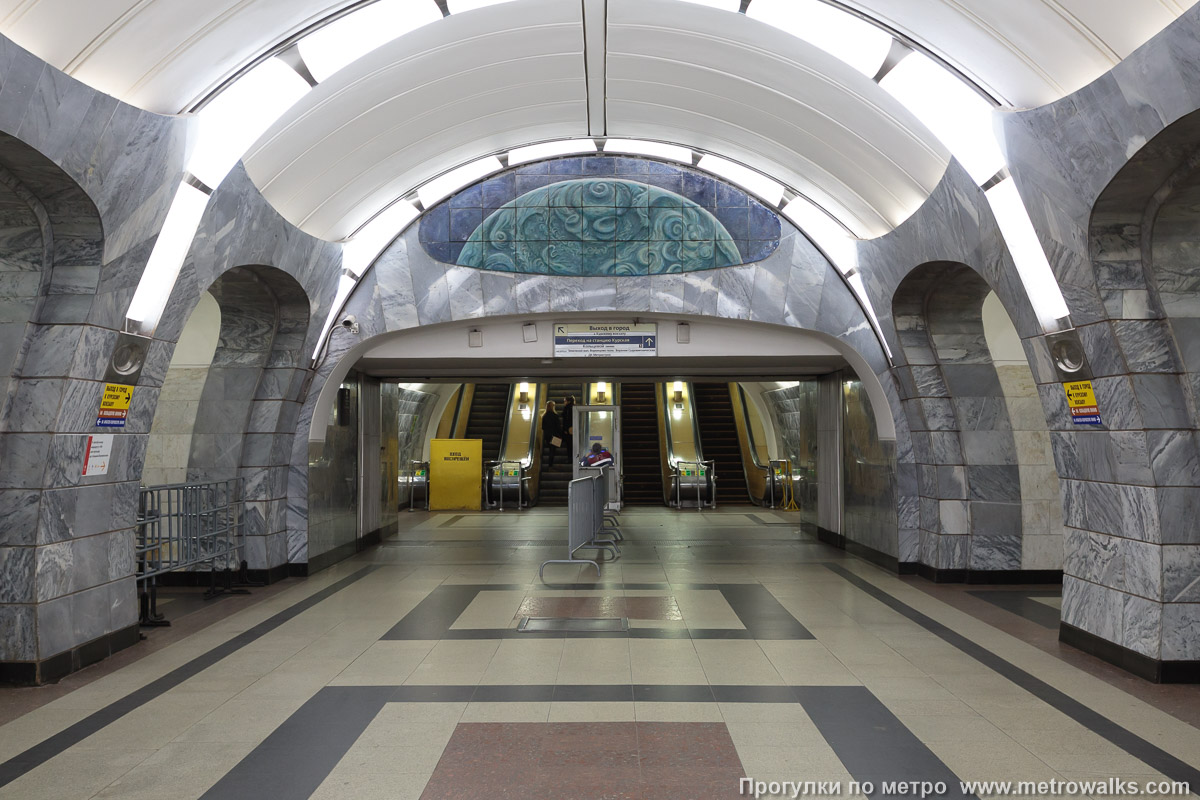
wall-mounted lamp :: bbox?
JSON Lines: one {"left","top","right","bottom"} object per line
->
{"left": 596, "top": 381, "right": 607, "bottom": 403}
{"left": 522, "top": 323, "right": 537, "bottom": 343}
{"left": 672, "top": 380, "right": 684, "bottom": 404}
{"left": 676, "top": 322, "right": 690, "bottom": 344}
{"left": 519, "top": 381, "right": 530, "bottom": 404}
{"left": 468, "top": 329, "right": 483, "bottom": 348}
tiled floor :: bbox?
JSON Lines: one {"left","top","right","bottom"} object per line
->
{"left": 1, "top": 507, "right": 1198, "bottom": 800}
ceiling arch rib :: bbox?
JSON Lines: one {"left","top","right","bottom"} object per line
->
{"left": 245, "top": 0, "right": 949, "bottom": 242}
{"left": 607, "top": 0, "right": 949, "bottom": 237}
{"left": 245, "top": 0, "right": 587, "bottom": 240}
{"left": 825, "top": 0, "right": 1188, "bottom": 108}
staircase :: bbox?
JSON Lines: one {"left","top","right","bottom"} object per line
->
{"left": 619, "top": 383, "right": 665, "bottom": 506}
{"left": 463, "top": 383, "right": 510, "bottom": 461}
{"left": 537, "top": 383, "right": 583, "bottom": 506}
{"left": 692, "top": 382, "right": 752, "bottom": 505}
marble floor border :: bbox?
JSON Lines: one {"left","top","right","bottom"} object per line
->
{"left": 197, "top": 684, "right": 964, "bottom": 800}
{"left": 826, "top": 565, "right": 1200, "bottom": 792}
{"left": 0, "top": 566, "right": 382, "bottom": 790}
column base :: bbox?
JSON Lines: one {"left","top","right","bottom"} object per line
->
{"left": 0, "top": 624, "right": 140, "bottom": 686}
{"left": 1060, "top": 623, "right": 1200, "bottom": 683}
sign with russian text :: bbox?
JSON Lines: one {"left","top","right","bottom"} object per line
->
{"left": 1063, "top": 380, "right": 1102, "bottom": 426}
{"left": 96, "top": 383, "right": 134, "bottom": 428}
{"left": 82, "top": 434, "right": 113, "bottom": 476}
{"left": 553, "top": 323, "right": 657, "bottom": 358}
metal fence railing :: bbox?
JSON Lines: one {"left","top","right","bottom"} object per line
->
{"left": 135, "top": 478, "right": 254, "bottom": 626}
{"left": 539, "top": 466, "right": 622, "bottom": 582}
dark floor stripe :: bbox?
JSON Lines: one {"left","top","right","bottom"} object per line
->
{"left": 968, "top": 590, "right": 1061, "bottom": 630}
{"left": 826, "top": 564, "right": 1200, "bottom": 795}
{"left": 796, "top": 686, "right": 974, "bottom": 798}
{"left": 381, "top": 585, "right": 483, "bottom": 639}
{"left": 719, "top": 583, "right": 813, "bottom": 639}
{"left": 0, "top": 566, "right": 379, "bottom": 789}
{"left": 437, "top": 514, "right": 464, "bottom": 528}
{"left": 200, "top": 686, "right": 393, "bottom": 800}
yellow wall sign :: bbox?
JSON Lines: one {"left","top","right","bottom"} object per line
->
{"left": 96, "top": 383, "right": 134, "bottom": 428}
{"left": 429, "top": 438, "right": 483, "bottom": 511}
{"left": 1063, "top": 380, "right": 1102, "bottom": 426}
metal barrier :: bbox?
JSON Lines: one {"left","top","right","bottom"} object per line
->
{"left": 539, "top": 467, "right": 622, "bottom": 582}
{"left": 407, "top": 460, "right": 430, "bottom": 512}
{"left": 135, "top": 478, "right": 253, "bottom": 626}
{"left": 485, "top": 459, "right": 529, "bottom": 511}
{"left": 672, "top": 459, "right": 716, "bottom": 510}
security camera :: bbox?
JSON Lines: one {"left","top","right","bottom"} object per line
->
{"left": 341, "top": 315, "right": 359, "bottom": 334}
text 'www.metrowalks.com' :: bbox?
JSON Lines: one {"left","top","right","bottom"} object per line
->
{"left": 739, "top": 778, "right": 1193, "bottom": 799}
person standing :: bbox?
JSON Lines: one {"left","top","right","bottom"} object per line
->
{"left": 562, "top": 394, "right": 576, "bottom": 460}
{"left": 542, "top": 399, "right": 563, "bottom": 468}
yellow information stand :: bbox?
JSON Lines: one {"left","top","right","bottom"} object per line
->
{"left": 429, "top": 439, "right": 483, "bottom": 511}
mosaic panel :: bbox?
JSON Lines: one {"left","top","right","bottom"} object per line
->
{"left": 420, "top": 155, "right": 781, "bottom": 274}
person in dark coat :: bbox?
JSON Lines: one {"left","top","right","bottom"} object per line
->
{"left": 542, "top": 400, "right": 563, "bottom": 468}
{"left": 561, "top": 395, "right": 576, "bottom": 460}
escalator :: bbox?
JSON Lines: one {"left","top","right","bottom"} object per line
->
{"left": 537, "top": 382, "right": 583, "bottom": 506}
{"left": 693, "top": 383, "right": 752, "bottom": 505}
{"left": 619, "top": 383, "right": 665, "bottom": 505}
{"left": 463, "top": 383, "right": 510, "bottom": 461}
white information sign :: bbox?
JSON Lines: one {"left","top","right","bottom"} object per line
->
{"left": 82, "top": 434, "right": 114, "bottom": 476}
{"left": 553, "top": 323, "right": 658, "bottom": 358}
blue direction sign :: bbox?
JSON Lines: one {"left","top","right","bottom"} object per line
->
{"left": 553, "top": 323, "right": 658, "bottom": 358}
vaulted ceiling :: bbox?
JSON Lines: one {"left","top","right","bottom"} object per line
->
{"left": 0, "top": 0, "right": 1190, "bottom": 241}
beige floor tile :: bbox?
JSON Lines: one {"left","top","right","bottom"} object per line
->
{"left": 548, "top": 701, "right": 636, "bottom": 722}
{"left": 758, "top": 640, "right": 860, "bottom": 685}
{"left": 719, "top": 702, "right": 811, "bottom": 723}
{"left": 724, "top": 720, "right": 827, "bottom": 749}
{"left": 557, "top": 638, "right": 631, "bottom": 684}
{"left": 330, "top": 640, "right": 438, "bottom": 685}
{"left": 460, "top": 702, "right": 552, "bottom": 722}
{"left": 629, "top": 639, "right": 707, "bottom": 684}
{"left": 449, "top": 590, "right": 526, "bottom": 629}
{"left": 478, "top": 639, "right": 564, "bottom": 685}
{"left": 694, "top": 640, "right": 784, "bottom": 685}
{"left": 311, "top": 770, "right": 430, "bottom": 800}
{"left": 403, "top": 640, "right": 500, "bottom": 685}
{"left": 91, "top": 741, "right": 256, "bottom": 799}
{"left": 0, "top": 747, "right": 155, "bottom": 800}
{"left": 634, "top": 701, "right": 724, "bottom": 722}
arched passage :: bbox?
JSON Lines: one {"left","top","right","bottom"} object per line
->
{"left": 143, "top": 265, "right": 312, "bottom": 577}
{"left": 891, "top": 261, "right": 1060, "bottom": 576}
{"left": 1081, "top": 109, "right": 1200, "bottom": 668}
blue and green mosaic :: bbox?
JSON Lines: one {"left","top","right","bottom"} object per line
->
{"left": 419, "top": 155, "right": 780, "bottom": 275}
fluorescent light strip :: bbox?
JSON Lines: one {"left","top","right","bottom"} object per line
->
{"left": 879, "top": 53, "right": 1004, "bottom": 184}
{"left": 677, "top": 0, "right": 742, "bottom": 10}
{"left": 446, "top": 0, "right": 517, "bottom": 11}
{"left": 509, "top": 139, "right": 598, "bottom": 165}
{"left": 604, "top": 139, "right": 693, "bottom": 163}
{"left": 298, "top": 0, "right": 440, "bottom": 83}
{"left": 418, "top": 156, "right": 504, "bottom": 208}
{"left": 187, "top": 57, "right": 310, "bottom": 188}
{"left": 985, "top": 178, "right": 1071, "bottom": 331}
{"left": 696, "top": 154, "right": 784, "bottom": 206}
{"left": 748, "top": 0, "right": 892, "bottom": 79}
{"left": 343, "top": 199, "right": 421, "bottom": 277}
{"left": 125, "top": 182, "right": 212, "bottom": 333}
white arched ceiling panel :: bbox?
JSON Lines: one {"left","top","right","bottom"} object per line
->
{"left": 834, "top": 0, "right": 1190, "bottom": 107}
{"left": 0, "top": 0, "right": 380, "bottom": 113}
{"left": 607, "top": 0, "right": 949, "bottom": 237}
{"left": 244, "top": 0, "right": 587, "bottom": 240}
